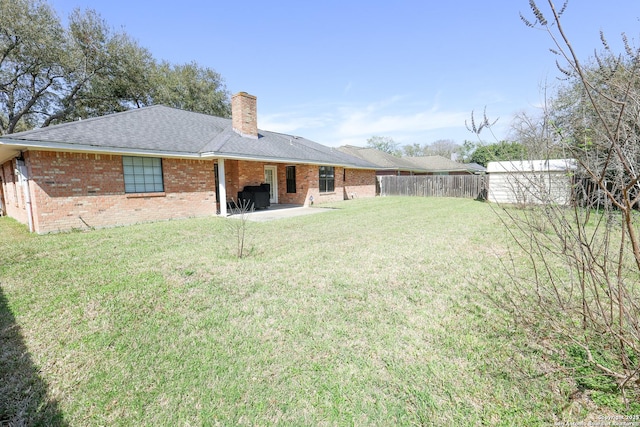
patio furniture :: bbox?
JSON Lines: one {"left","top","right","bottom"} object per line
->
{"left": 237, "top": 183, "right": 270, "bottom": 209}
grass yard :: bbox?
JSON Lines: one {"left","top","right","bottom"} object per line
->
{"left": 0, "top": 197, "right": 589, "bottom": 425}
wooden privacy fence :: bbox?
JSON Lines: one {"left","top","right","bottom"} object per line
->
{"left": 378, "top": 175, "right": 487, "bottom": 199}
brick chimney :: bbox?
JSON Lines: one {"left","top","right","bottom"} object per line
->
{"left": 231, "top": 92, "right": 258, "bottom": 138}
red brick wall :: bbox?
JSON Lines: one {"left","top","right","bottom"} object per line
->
{"left": 344, "top": 169, "right": 377, "bottom": 199}
{"left": 229, "top": 161, "right": 303, "bottom": 205}
{"left": 226, "top": 162, "right": 375, "bottom": 206}
{"left": 284, "top": 165, "right": 376, "bottom": 206}
{"left": 220, "top": 160, "right": 239, "bottom": 201}
{"left": 278, "top": 164, "right": 316, "bottom": 205}
{"left": 2, "top": 150, "right": 377, "bottom": 233}
{"left": 0, "top": 159, "right": 29, "bottom": 225}
{"left": 221, "top": 160, "right": 266, "bottom": 204}
{"left": 236, "top": 160, "right": 267, "bottom": 190}
{"left": 0, "top": 171, "right": 4, "bottom": 214}
{"left": 231, "top": 92, "right": 258, "bottom": 138}
{"left": 25, "top": 151, "right": 217, "bottom": 233}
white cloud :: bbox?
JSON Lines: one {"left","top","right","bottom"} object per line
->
{"left": 335, "top": 96, "right": 470, "bottom": 141}
{"left": 338, "top": 108, "right": 468, "bottom": 137}
{"left": 257, "top": 95, "right": 483, "bottom": 146}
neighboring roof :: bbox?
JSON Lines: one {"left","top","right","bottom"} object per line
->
{"left": 466, "top": 162, "right": 487, "bottom": 173}
{"left": 337, "top": 145, "right": 426, "bottom": 172}
{"left": 0, "top": 106, "right": 376, "bottom": 168}
{"left": 402, "top": 155, "right": 483, "bottom": 174}
{"left": 487, "top": 159, "right": 576, "bottom": 173}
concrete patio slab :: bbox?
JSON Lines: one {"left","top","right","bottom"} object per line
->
{"left": 226, "top": 204, "right": 333, "bottom": 222}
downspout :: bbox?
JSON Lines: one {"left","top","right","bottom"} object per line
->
{"left": 218, "top": 159, "right": 227, "bottom": 217}
{"left": 16, "top": 157, "right": 34, "bottom": 233}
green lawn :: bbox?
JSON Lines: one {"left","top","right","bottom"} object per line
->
{"left": 0, "top": 197, "right": 582, "bottom": 425}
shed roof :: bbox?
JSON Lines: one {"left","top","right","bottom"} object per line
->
{"left": 486, "top": 159, "right": 576, "bottom": 173}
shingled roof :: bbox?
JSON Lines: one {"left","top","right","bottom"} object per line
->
{"left": 0, "top": 105, "right": 376, "bottom": 168}
{"left": 337, "top": 145, "right": 428, "bottom": 173}
{"left": 336, "top": 146, "right": 487, "bottom": 174}
{"left": 403, "top": 155, "right": 485, "bottom": 174}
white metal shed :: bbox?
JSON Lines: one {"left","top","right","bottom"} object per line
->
{"left": 487, "top": 159, "right": 577, "bottom": 205}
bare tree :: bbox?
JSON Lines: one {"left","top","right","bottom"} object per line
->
{"left": 226, "top": 199, "right": 254, "bottom": 258}
{"left": 424, "top": 139, "right": 460, "bottom": 159}
{"left": 472, "top": 0, "right": 640, "bottom": 407}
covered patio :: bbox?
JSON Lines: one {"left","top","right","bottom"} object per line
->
{"left": 226, "top": 203, "right": 334, "bottom": 222}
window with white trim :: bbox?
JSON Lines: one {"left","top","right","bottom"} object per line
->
{"left": 123, "top": 156, "right": 164, "bottom": 193}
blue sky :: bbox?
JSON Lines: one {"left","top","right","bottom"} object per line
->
{"left": 49, "top": 0, "right": 640, "bottom": 148}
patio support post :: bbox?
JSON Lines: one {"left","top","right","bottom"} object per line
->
{"left": 16, "top": 159, "right": 34, "bottom": 232}
{"left": 218, "top": 159, "right": 227, "bottom": 217}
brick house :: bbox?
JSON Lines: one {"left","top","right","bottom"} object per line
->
{"left": 0, "top": 92, "right": 377, "bottom": 233}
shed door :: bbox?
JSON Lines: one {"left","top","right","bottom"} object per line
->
{"left": 264, "top": 166, "right": 278, "bottom": 204}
